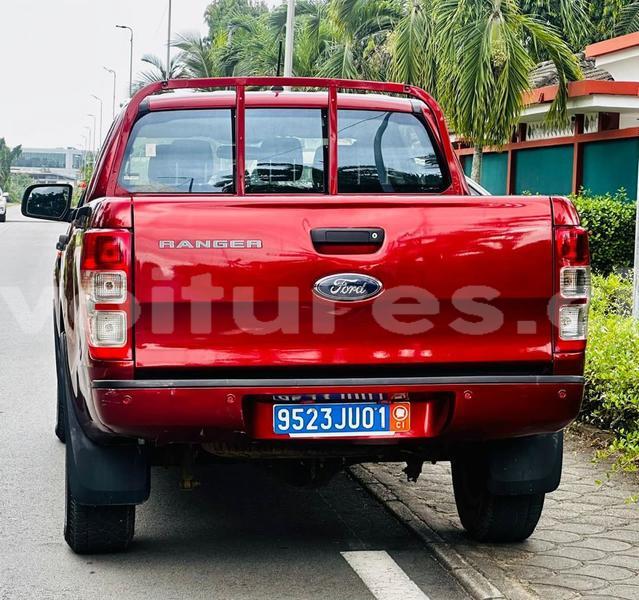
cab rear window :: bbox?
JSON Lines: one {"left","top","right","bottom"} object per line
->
{"left": 118, "top": 109, "right": 234, "bottom": 193}
{"left": 118, "top": 106, "right": 447, "bottom": 194}
{"left": 337, "top": 110, "right": 447, "bottom": 193}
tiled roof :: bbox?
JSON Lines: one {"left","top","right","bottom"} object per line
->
{"left": 531, "top": 53, "right": 613, "bottom": 89}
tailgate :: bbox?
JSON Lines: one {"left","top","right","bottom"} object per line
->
{"left": 132, "top": 196, "right": 553, "bottom": 370}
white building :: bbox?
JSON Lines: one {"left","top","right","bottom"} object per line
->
{"left": 11, "top": 147, "right": 86, "bottom": 184}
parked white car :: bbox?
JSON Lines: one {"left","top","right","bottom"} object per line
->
{"left": 0, "top": 188, "right": 8, "bottom": 222}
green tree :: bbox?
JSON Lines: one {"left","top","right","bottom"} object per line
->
{"left": 522, "top": 1, "right": 639, "bottom": 45}
{"left": 521, "top": 1, "right": 591, "bottom": 50}
{"left": 205, "top": 0, "right": 268, "bottom": 37}
{"left": 435, "top": 0, "right": 582, "bottom": 181}
{"left": 162, "top": 0, "right": 584, "bottom": 183}
{"left": 317, "top": 0, "right": 398, "bottom": 79}
{"left": 173, "top": 33, "right": 218, "bottom": 77}
{"left": 619, "top": 0, "right": 639, "bottom": 32}
{"left": 0, "top": 138, "right": 22, "bottom": 191}
{"left": 6, "top": 173, "right": 32, "bottom": 203}
{"left": 133, "top": 54, "right": 186, "bottom": 91}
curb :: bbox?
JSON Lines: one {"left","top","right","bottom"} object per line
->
{"left": 349, "top": 465, "right": 538, "bottom": 600}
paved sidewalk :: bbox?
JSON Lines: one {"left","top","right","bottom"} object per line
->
{"left": 356, "top": 430, "right": 639, "bottom": 600}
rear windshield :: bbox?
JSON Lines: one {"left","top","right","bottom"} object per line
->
{"left": 118, "top": 106, "right": 447, "bottom": 194}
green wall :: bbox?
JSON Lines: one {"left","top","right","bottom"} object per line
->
{"left": 480, "top": 152, "right": 508, "bottom": 195}
{"left": 514, "top": 145, "right": 573, "bottom": 195}
{"left": 582, "top": 138, "right": 639, "bottom": 201}
{"left": 460, "top": 152, "right": 507, "bottom": 194}
{"left": 461, "top": 155, "right": 472, "bottom": 177}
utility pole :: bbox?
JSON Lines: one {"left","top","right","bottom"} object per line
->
{"left": 87, "top": 114, "right": 97, "bottom": 154}
{"left": 83, "top": 126, "right": 92, "bottom": 165}
{"left": 283, "top": 0, "right": 295, "bottom": 77}
{"left": 90, "top": 95, "right": 103, "bottom": 148}
{"left": 103, "top": 67, "right": 117, "bottom": 119}
{"left": 166, "top": 0, "right": 173, "bottom": 78}
{"left": 81, "top": 134, "right": 89, "bottom": 173}
{"left": 116, "top": 25, "right": 134, "bottom": 97}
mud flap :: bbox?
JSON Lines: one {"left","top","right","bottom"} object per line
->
{"left": 61, "top": 336, "right": 150, "bottom": 506}
{"left": 486, "top": 432, "right": 563, "bottom": 495}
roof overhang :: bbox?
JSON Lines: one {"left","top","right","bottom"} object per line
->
{"left": 522, "top": 93, "right": 639, "bottom": 120}
{"left": 524, "top": 80, "right": 639, "bottom": 107}
{"left": 585, "top": 32, "right": 639, "bottom": 58}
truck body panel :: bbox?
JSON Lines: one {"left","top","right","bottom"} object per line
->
{"left": 132, "top": 196, "right": 554, "bottom": 371}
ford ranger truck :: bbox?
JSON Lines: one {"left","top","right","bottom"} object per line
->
{"left": 22, "top": 77, "right": 589, "bottom": 554}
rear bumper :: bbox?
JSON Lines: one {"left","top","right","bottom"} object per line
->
{"left": 91, "top": 375, "right": 584, "bottom": 443}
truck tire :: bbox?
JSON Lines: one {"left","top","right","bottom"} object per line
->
{"left": 0, "top": 213, "right": 6, "bottom": 222}
{"left": 452, "top": 456, "right": 545, "bottom": 543}
{"left": 64, "top": 480, "right": 135, "bottom": 554}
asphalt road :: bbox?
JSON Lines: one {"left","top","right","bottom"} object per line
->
{"left": 0, "top": 205, "right": 469, "bottom": 600}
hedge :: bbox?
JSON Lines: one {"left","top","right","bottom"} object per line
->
{"left": 570, "top": 192, "right": 635, "bottom": 275}
{"left": 582, "top": 273, "right": 639, "bottom": 472}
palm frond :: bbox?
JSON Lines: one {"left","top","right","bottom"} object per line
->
{"left": 520, "top": 15, "right": 582, "bottom": 127}
{"left": 388, "top": 2, "right": 434, "bottom": 90}
{"left": 619, "top": 1, "right": 639, "bottom": 34}
{"left": 172, "top": 32, "right": 217, "bottom": 78}
{"left": 134, "top": 54, "right": 185, "bottom": 90}
{"left": 317, "top": 41, "right": 360, "bottom": 79}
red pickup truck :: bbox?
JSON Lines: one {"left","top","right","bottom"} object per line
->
{"left": 23, "top": 77, "right": 589, "bottom": 554}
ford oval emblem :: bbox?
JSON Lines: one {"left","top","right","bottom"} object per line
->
{"left": 313, "top": 273, "right": 383, "bottom": 302}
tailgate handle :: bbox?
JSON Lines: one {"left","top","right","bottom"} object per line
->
{"left": 311, "top": 228, "right": 385, "bottom": 245}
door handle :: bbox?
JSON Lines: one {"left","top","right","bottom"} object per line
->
{"left": 310, "top": 228, "right": 385, "bottom": 245}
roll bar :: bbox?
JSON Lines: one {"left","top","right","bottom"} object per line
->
{"left": 112, "top": 77, "right": 463, "bottom": 196}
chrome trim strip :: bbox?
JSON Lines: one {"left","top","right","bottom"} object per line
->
{"left": 92, "top": 375, "right": 584, "bottom": 389}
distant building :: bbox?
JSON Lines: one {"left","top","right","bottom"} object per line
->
{"left": 11, "top": 147, "right": 86, "bottom": 183}
{"left": 455, "top": 32, "right": 639, "bottom": 200}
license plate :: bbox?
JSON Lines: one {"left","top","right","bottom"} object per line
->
{"left": 273, "top": 402, "right": 411, "bottom": 437}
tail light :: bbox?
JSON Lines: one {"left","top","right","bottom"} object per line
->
{"left": 554, "top": 225, "right": 590, "bottom": 352}
{"left": 80, "top": 229, "right": 132, "bottom": 360}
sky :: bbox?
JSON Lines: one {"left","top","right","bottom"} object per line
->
{"left": 0, "top": 0, "right": 282, "bottom": 150}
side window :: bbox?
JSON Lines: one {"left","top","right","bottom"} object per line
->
{"left": 337, "top": 110, "right": 447, "bottom": 193}
{"left": 118, "top": 109, "right": 234, "bottom": 193}
{"left": 245, "top": 108, "right": 325, "bottom": 194}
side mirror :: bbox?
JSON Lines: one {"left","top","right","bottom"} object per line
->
{"left": 22, "top": 184, "right": 72, "bottom": 221}
{"left": 1, "top": 192, "right": 8, "bottom": 200}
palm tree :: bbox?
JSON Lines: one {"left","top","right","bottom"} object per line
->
{"left": 139, "top": 0, "right": 583, "bottom": 185}
{"left": 619, "top": 1, "right": 639, "bottom": 33}
{"left": 387, "top": 0, "right": 438, "bottom": 92}
{"left": 172, "top": 32, "right": 218, "bottom": 77}
{"left": 317, "top": 0, "right": 398, "bottom": 79}
{"left": 521, "top": 0, "right": 591, "bottom": 51}
{"left": 433, "top": 0, "right": 582, "bottom": 180}
{"left": 133, "top": 54, "right": 186, "bottom": 91}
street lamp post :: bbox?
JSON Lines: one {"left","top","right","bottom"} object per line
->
{"left": 81, "top": 134, "right": 88, "bottom": 173}
{"left": 83, "top": 125, "right": 92, "bottom": 165}
{"left": 116, "top": 25, "right": 134, "bottom": 97}
{"left": 87, "top": 114, "right": 97, "bottom": 155}
{"left": 90, "top": 95, "right": 103, "bottom": 147}
{"left": 103, "top": 67, "right": 117, "bottom": 119}
{"left": 166, "top": 0, "right": 173, "bottom": 78}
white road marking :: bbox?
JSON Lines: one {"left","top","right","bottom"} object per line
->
{"left": 341, "top": 550, "right": 431, "bottom": 600}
